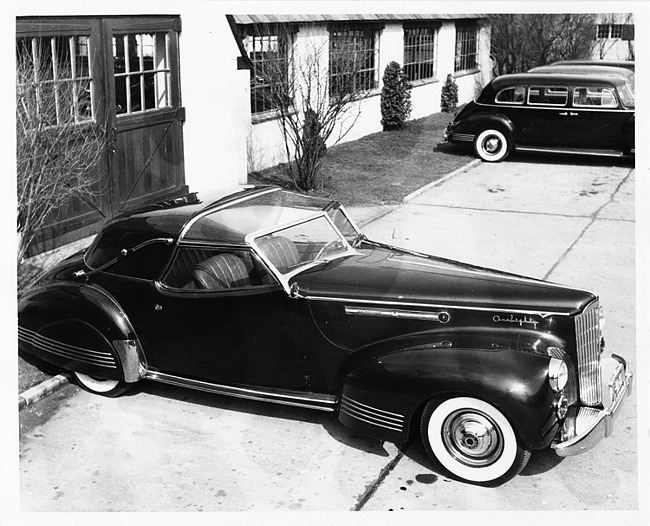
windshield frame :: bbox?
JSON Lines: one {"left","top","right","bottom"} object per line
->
{"left": 245, "top": 211, "right": 358, "bottom": 294}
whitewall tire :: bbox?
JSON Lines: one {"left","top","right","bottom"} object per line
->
{"left": 474, "top": 129, "right": 510, "bottom": 162}
{"left": 421, "top": 397, "right": 530, "bottom": 485}
{"left": 72, "top": 371, "right": 131, "bottom": 398}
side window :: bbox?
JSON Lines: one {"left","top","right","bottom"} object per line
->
{"left": 573, "top": 87, "right": 618, "bottom": 108}
{"left": 528, "top": 86, "right": 568, "bottom": 106}
{"left": 163, "top": 247, "right": 274, "bottom": 290}
{"left": 495, "top": 86, "right": 526, "bottom": 104}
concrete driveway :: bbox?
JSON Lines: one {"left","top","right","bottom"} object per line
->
{"left": 17, "top": 155, "right": 639, "bottom": 513}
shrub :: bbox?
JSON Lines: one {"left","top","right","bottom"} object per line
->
{"left": 380, "top": 61, "right": 412, "bottom": 131}
{"left": 441, "top": 74, "right": 459, "bottom": 113}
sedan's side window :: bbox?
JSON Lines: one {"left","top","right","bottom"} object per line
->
{"left": 495, "top": 86, "right": 526, "bottom": 105}
{"left": 573, "top": 87, "right": 618, "bottom": 108}
{"left": 528, "top": 86, "right": 568, "bottom": 106}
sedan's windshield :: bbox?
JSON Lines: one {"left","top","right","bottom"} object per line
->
{"left": 617, "top": 83, "right": 635, "bottom": 108}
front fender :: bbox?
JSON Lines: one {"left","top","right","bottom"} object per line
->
{"left": 338, "top": 343, "right": 558, "bottom": 450}
{"left": 18, "top": 282, "right": 146, "bottom": 383}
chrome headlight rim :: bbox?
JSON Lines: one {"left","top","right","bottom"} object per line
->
{"left": 548, "top": 357, "right": 569, "bottom": 392}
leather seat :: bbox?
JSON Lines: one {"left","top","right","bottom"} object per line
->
{"left": 256, "top": 236, "right": 300, "bottom": 272}
{"left": 193, "top": 253, "right": 251, "bottom": 289}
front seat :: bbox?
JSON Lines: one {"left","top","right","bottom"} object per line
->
{"left": 256, "top": 236, "right": 301, "bottom": 272}
{"left": 193, "top": 253, "right": 251, "bottom": 289}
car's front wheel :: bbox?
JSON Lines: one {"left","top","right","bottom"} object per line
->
{"left": 421, "top": 396, "right": 530, "bottom": 485}
{"left": 72, "top": 371, "right": 131, "bottom": 398}
{"left": 474, "top": 129, "right": 510, "bottom": 162}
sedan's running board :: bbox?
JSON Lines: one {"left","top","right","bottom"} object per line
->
{"left": 144, "top": 370, "right": 337, "bottom": 412}
{"left": 516, "top": 146, "right": 632, "bottom": 158}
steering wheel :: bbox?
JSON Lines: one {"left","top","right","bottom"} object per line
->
{"left": 315, "top": 240, "right": 346, "bottom": 260}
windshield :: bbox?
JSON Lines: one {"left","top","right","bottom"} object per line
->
{"left": 246, "top": 213, "right": 357, "bottom": 290}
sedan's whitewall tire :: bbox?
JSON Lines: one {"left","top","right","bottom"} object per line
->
{"left": 421, "top": 396, "right": 530, "bottom": 485}
{"left": 474, "top": 129, "right": 510, "bottom": 162}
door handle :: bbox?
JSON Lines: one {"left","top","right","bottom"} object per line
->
{"left": 559, "top": 112, "right": 568, "bottom": 116}
{"left": 569, "top": 112, "right": 578, "bottom": 116}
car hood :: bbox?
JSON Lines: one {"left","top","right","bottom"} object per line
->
{"left": 290, "top": 243, "right": 595, "bottom": 316}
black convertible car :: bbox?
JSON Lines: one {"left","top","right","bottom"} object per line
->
{"left": 18, "top": 186, "right": 632, "bottom": 485}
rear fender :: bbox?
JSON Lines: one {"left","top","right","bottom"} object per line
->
{"left": 18, "top": 283, "right": 146, "bottom": 383}
{"left": 464, "top": 112, "right": 515, "bottom": 139}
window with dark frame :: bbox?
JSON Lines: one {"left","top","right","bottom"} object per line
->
{"left": 403, "top": 25, "right": 438, "bottom": 82}
{"left": 16, "top": 35, "right": 94, "bottom": 126}
{"left": 329, "top": 25, "right": 379, "bottom": 96}
{"left": 247, "top": 25, "right": 293, "bottom": 114}
{"left": 454, "top": 22, "right": 478, "bottom": 72}
{"left": 610, "top": 24, "right": 623, "bottom": 39}
{"left": 597, "top": 24, "right": 610, "bottom": 38}
{"left": 112, "top": 32, "right": 172, "bottom": 115}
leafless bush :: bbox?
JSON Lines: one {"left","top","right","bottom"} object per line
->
{"left": 16, "top": 42, "right": 108, "bottom": 266}
{"left": 251, "top": 25, "right": 370, "bottom": 190}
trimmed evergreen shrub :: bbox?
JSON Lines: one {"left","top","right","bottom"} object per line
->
{"left": 441, "top": 74, "right": 459, "bottom": 113}
{"left": 380, "top": 61, "right": 412, "bottom": 131}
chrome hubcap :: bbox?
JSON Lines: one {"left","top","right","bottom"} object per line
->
{"left": 484, "top": 136, "right": 501, "bottom": 154}
{"left": 442, "top": 410, "right": 503, "bottom": 467}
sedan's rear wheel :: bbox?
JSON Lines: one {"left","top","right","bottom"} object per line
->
{"left": 474, "top": 129, "right": 510, "bottom": 162}
{"left": 421, "top": 397, "right": 530, "bottom": 485}
{"left": 72, "top": 371, "right": 131, "bottom": 398}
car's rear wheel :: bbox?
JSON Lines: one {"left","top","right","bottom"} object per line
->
{"left": 72, "top": 371, "right": 131, "bottom": 398}
{"left": 421, "top": 396, "right": 530, "bottom": 485}
{"left": 474, "top": 129, "right": 510, "bottom": 162}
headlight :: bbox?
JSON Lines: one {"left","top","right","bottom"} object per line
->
{"left": 548, "top": 357, "right": 568, "bottom": 392}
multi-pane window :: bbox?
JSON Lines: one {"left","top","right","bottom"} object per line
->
{"left": 597, "top": 24, "right": 610, "bottom": 38}
{"left": 329, "top": 26, "right": 379, "bottom": 95}
{"left": 454, "top": 23, "right": 478, "bottom": 72}
{"left": 610, "top": 24, "right": 623, "bottom": 38}
{"left": 403, "top": 26, "right": 438, "bottom": 81}
{"left": 113, "top": 32, "right": 171, "bottom": 115}
{"left": 16, "top": 35, "right": 94, "bottom": 126}
{"left": 247, "top": 26, "right": 292, "bottom": 114}
{"left": 598, "top": 24, "right": 634, "bottom": 40}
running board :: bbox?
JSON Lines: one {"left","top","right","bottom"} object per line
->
{"left": 517, "top": 146, "right": 632, "bottom": 158}
{"left": 144, "top": 370, "right": 337, "bottom": 412}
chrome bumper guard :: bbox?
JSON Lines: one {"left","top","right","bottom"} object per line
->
{"left": 552, "top": 354, "right": 632, "bottom": 457}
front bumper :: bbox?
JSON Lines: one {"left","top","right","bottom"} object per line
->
{"left": 552, "top": 354, "right": 632, "bottom": 457}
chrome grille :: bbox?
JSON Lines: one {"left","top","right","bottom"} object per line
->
{"left": 575, "top": 300, "right": 602, "bottom": 405}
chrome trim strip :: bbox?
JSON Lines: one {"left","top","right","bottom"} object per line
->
{"left": 144, "top": 371, "right": 337, "bottom": 412}
{"left": 477, "top": 101, "right": 633, "bottom": 114}
{"left": 345, "top": 305, "right": 449, "bottom": 322}
{"left": 339, "top": 395, "right": 405, "bottom": 433}
{"left": 307, "top": 295, "right": 569, "bottom": 318}
{"left": 18, "top": 326, "right": 117, "bottom": 368}
{"left": 516, "top": 146, "right": 627, "bottom": 158}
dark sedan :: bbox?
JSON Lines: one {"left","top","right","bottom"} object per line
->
{"left": 444, "top": 70, "right": 635, "bottom": 162}
{"left": 18, "top": 186, "right": 632, "bottom": 485}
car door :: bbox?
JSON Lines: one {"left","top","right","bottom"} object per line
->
{"left": 566, "top": 85, "right": 629, "bottom": 150}
{"left": 107, "top": 249, "right": 310, "bottom": 392}
{"left": 522, "top": 84, "right": 570, "bottom": 147}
